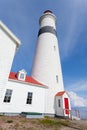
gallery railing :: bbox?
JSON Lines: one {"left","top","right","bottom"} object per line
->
{"left": 63, "top": 109, "right": 80, "bottom": 119}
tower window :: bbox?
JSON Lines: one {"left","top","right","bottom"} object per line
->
{"left": 26, "top": 92, "right": 33, "bottom": 104}
{"left": 3, "top": 89, "right": 13, "bottom": 103}
{"left": 54, "top": 45, "right": 56, "bottom": 51}
{"left": 56, "top": 75, "right": 58, "bottom": 83}
{"left": 58, "top": 99, "right": 61, "bottom": 107}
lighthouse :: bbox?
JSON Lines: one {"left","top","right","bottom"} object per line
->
{"left": 31, "top": 10, "right": 70, "bottom": 116}
{"left": 0, "top": 11, "right": 71, "bottom": 118}
{"left": 31, "top": 10, "right": 64, "bottom": 90}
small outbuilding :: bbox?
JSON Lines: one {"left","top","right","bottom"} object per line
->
{"left": 55, "top": 91, "right": 71, "bottom": 118}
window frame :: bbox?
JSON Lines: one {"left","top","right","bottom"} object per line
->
{"left": 58, "top": 99, "right": 61, "bottom": 107}
{"left": 56, "top": 75, "right": 58, "bottom": 83}
{"left": 3, "top": 89, "right": 13, "bottom": 103}
{"left": 19, "top": 73, "right": 25, "bottom": 80}
{"left": 26, "top": 92, "right": 33, "bottom": 105}
{"left": 54, "top": 45, "right": 56, "bottom": 51}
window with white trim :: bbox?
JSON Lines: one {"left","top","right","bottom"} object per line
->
{"left": 20, "top": 73, "right": 25, "bottom": 79}
{"left": 26, "top": 92, "right": 33, "bottom": 104}
{"left": 17, "top": 69, "right": 27, "bottom": 81}
{"left": 3, "top": 89, "right": 13, "bottom": 103}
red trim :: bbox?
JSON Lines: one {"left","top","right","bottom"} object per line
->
{"left": 55, "top": 91, "right": 65, "bottom": 96}
{"left": 9, "top": 72, "right": 45, "bottom": 86}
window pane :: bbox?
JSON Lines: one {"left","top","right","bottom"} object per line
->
{"left": 26, "top": 92, "right": 33, "bottom": 104}
{"left": 20, "top": 73, "right": 24, "bottom": 79}
{"left": 58, "top": 99, "right": 61, "bottom": 107}
{"left": 54, "top": 45, "right": 56, "bottom": 50}
{"left": 3, "top": 89, "right": 13, "bottom": 103}
{"left": 56, "top": 75, "right": 58, "bottom": 83}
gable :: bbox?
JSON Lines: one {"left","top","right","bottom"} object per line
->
{"left": 18, "top": 69, "right": 27, "bottom": 74}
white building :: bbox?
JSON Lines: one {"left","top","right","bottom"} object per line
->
{"left": 0, "top": 10, "right": 71, "bottom": 118}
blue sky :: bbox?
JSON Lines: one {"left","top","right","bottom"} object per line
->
{"left": 0, "top": 0, "right": 87, "bottom": 108}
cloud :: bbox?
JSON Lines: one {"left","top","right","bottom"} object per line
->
{"left": 67, "top": 79, "right": 87, "bottom": 92}
{"left": 66, "top": 78, "right": 87, "bottom": 107}
{"left": 60, "top": 0, "right": 87, "bottom": 59}
{"left": 68, "top": 91, "right": 87, "bottom": 107}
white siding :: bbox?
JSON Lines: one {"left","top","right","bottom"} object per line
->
{"left": 0, "top": 27, "right": 19, "bottom": 98}
{"left": 40, "top": 15, "right": 56, "bottom": 29}
{"left": 55, "top": 93, "right": 71, "bottom": 117}
{"left": 0, "top": 80, "right": 46, "bottom": 114}
{"left": 55, "top": 96, "right": 64, "bottom": 116}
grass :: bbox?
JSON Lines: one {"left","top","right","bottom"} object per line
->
{"left": 0, "top": 128, "right": 3, "bottom": 130}
{"left": 26, "top": 128, "right": 34, "bottom": 130}
{"left": 81, "top": 126, "right": 87, "bottom": 130}
{"left": 14, "top": 122, "right": 20, "bottom": 128}
{"left": 38, "top": 117, "right": 69, "bottom": 127}
{"left": 6, "top": 119, "right": 13, "bottom": 123}
{"left": 0, "top": 115, "right": 87, "bottom": 130}
{"left": 20, "top": 118, "right": 27, "bottom": 123}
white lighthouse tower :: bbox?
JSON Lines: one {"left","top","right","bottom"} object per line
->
{"left": 31, "top": 10, "right": 70, "bottom": 116}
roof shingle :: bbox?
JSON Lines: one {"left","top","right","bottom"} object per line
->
{"left": 9, "top": 72, "right": 46, "bottom": 87}
{"left": 56, "top": 91, "right": 65, "bottom": 96}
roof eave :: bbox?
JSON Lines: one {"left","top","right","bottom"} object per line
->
{"left": 8, "top": 79, "right": 48, "bottom": 89}
{"left": 0, "top": 21, "right": 21, "bottom": 48}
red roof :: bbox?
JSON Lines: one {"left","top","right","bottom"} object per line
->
{"left": 9, "top": 72, "right": 45, "bottom": 87}
{"left": 56, "top": 91, "right": 65, "bottom": 96}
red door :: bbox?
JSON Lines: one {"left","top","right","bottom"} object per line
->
{"left": 64, "top": 98, "right": 69, "bottom": 114}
